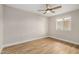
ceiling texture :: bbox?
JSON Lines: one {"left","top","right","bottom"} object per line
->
{"left": 6, "top": 4, "right": 79, "bottom": 17}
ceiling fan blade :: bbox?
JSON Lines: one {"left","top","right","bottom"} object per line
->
{"left": 38, "top": 10, "right": 45, "bottom": 11}
{"left": 50, "top": 10, "right": 55, "bottom": 13}
{"left": 51, "top": 6, "right": 62, "bottom": 10}
{"left": 43, "top": 11, "right": 47, "bottom": 14}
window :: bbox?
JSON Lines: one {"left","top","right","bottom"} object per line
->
{"left": 56, "top": 17, "right": 71, "bottom": 31}
{"left": 56, "top": 19, "right": 63, "bottom": 31}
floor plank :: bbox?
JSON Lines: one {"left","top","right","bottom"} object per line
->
{"left": 2, "top": 37, "right": 79, "bottom": 54}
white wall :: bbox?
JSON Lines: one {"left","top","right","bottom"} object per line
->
{"left": 0, "top": 5, "right": 3, "bottom": 53}
{"left": 48, "top": 10, "right": 79, "bottom": 44}
{"left": 3, "top": 6, "right": 47, "bottom": 47}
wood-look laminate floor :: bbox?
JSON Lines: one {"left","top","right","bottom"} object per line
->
{"left": 2, "top": 37, "right": 79, "bottom": 54}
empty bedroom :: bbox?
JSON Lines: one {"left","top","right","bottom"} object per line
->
{"left": 0, "top": 4, "right": 79, "bottom": 54}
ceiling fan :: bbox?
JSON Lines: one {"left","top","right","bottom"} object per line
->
{"left": 38, "top": 4, "right": 62, "bottom": 14}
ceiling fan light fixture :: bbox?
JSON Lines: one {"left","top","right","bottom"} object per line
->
{"left": 47, "top": 10, "right": 51, "bottom": 13}
{"left": 38, "top": 4, "right": 62, "bottom": 14}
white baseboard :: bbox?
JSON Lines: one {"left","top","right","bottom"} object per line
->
{"left": 3, "top": 35, "right": 79, "bottom": 48}
{"left": 3, "top": 36, "right": 47, "bottom": 48}
{"left": 49, "top": 35, "right": 79, "bottom": 45}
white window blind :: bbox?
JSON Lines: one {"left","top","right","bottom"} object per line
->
{"left": 56, "top": 17, "right": 71, "bottom": 31}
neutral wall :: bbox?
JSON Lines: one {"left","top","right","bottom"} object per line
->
{"left": 48, "top": 10, "right": 79, "bottom": 44}
{"left": 3, "top": 6, "right": 47, "bottom": 47}
{"left": 0, "top": 5, "right": 3, "bottom": 52}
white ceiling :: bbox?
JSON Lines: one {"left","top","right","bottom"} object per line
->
{"left": 6, "top": 4, "right": 79, "bottom": 17}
